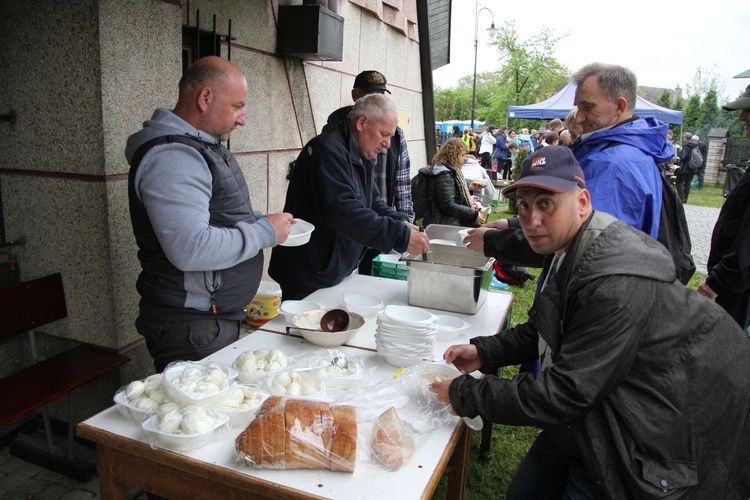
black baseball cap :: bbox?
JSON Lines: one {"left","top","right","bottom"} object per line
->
{"left": 353, "top": 70, "right": 391, "bottom": 94}
{"left": 502, "top": 146, "right": 586, "bottom": 195}
{"left": 722, "top": 84, "right": 750, "bottom": 111}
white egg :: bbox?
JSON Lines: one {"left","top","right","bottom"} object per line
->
{"left": 241, "top": 386, "right": 260, "bottom": 400}
{"left": 131, "top": 397, "right": 158, "bottom": 411}
{"left": 213, "top": 398, "right": 240, "bottom": 411}
{"left": 239, "top": 358, "right": 258, "bottom": 374}
{"left": 193, "top": 382, "right": 220, "bottom": 395}
{"left": 268, "top": 361, "right": 281, "bottom": 371}
{"left": 254, "top": 349, "right": 270, "bottom": 359}
{"left": 235, "top": 351, "right": 252, "bottom": 366}
{"left": 144, "top": 374, "right": 163, "bottom": 391}
{"left": 268, "top": 349, "right": 286, "bottom": 365}
{"left": 288, "top": 382, "right": 302, "bottom": 396}
{"left": 300, "top": 380, "right": 317, "bottom": 396}
{"left": 181, "top": 405, "right": 207, "bottom": 418}
{"left": 200, "top": 371, "right": 225, "bottom": 387}
{"left": 158, "top": 411, "right": 183, "bottom": 433}
{"left": 274, "top": 371, "right": 292, "bottom": 387}
{"left": 157, "top": 402, "right": 181, "bottom": 418}
{"left": 126, "top": 380, "right": 145, "bottom": 400}
{"left": 272, "top": 384, "right": 287, "bottom": 395}
{"left": 227, "top": 387, "right": 245, "bottom": 405}
{"left": 347, "top": 364, "right": 360, "bottom": 375}
{"left": 181, "top": 367, "right": 204, "bottom": 383}
{"left": 181, "top": 413, "right": 215, "bottom": 434}
{"left": 147, "top": 389, "right": 169, "bottom": 405}
{"left": 256, "top": 359, "right": 268, "bottom": 372}
{"left": 290, "top": 372, "right": 301, "bottom": 384}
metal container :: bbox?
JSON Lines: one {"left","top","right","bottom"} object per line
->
{"left": 404, "top": 225, "right": 495, "bottom": 314}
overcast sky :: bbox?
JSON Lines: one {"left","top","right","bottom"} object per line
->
{"left": 432, "top": 0, "right": 750, "bottom": 105}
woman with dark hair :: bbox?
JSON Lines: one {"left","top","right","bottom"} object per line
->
{"left": 418, "top": 138, "right": 486, "bottom": 227}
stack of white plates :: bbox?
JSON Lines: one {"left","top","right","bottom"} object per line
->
{"left": 375, "top": 305, "right": 437, "bottom": 367}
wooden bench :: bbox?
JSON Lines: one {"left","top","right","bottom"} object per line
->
{"left": 0, "top": 273, "right": 130, "bottom": 479}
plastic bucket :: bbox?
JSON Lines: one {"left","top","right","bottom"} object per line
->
{"left": 245, "top": 281, "right": 282, "bottom": 327}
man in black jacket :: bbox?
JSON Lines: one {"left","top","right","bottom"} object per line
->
{"left": 322, "top": 70, "right": 414, "bottom": 275}
{"left": 269, "top": 94, "right": 429, "bottom": 300}
{"left": 433, "top": 146, "right": 750, "bottom": 499}
{"left": 697, "top": 85, "right": 750, "bottom": 333}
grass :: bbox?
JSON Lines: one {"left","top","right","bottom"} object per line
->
{"left": 432, "top": 185, "right": 723, "bottom": 499}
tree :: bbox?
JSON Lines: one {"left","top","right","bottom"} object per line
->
{"left": 657, "top": 90, "right": 673, "bottom": 108}
{"left": 486, "top": 21, "right": 569, "bottom": 126}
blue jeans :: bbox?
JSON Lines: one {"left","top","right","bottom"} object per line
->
{"left": 507, "top": 431, "right": 596, "bottom": 500}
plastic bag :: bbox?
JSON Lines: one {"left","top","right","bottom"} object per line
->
{"left": 235, "top": 396, "right": 357, "bottom": 472}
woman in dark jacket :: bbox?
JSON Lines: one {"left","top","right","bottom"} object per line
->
{"left": 420, "top": 138, "right": 486, "bottom": 228}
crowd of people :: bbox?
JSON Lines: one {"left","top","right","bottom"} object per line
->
{"left": 125, "top": 56, "right": 750, "bottom": 499}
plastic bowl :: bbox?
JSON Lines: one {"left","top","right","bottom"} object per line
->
{"left": 382, "top": 305, "right": 435, "bottom": 326}
{"left": 280, "top": 218, "right": 315, "bottom": 247}
{"left": 343, "top": 293, "right": 383, "bottom": 317}
{"left": 142, "top": 411, "right": 229, "bottom": 451}
{"left": 279, "top": 300, "right": 323, "bottom": 323}
{"left": 233, "top": 349, "right": 288, "bottom": 384}
{"left": 212, "top": 384, "right": 268, "bottom": 429}
{"left": 162, "top": 361, "right": 231, "bottom": 407}
{"left": 291, "top": 309, "right": 366, "bottom": 347}
{"left": 113, "top": 389, "right": 158, "bottom": 424}
{"left": 265, "top": 370, "right": 325, "bottom": 399}
{"left": 433, "top": 314, "right": 471, "bottom": 340}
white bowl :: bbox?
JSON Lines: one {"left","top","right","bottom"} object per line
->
{"left": 382, "top": 305, "right": 435, "bottom": 326}
{"left": 113, "top": 389, "right": 158, "bottom": 424}
{"left": 343, "top": 293, "right": 383, "bottom": 317}
{"left": 142, "top": 411, "right": 229, "bottom": 451}
{"left": 280, "top": 218, "right": 315, "bottom": 247}
{"left": 382, "top": 352, "right": 426, "bottom": 367}
{"left": 265, "top": 370, "right": 325, "bottom": 399}
{"left": 162, "top": 361, "right": 231, "bottom": 407}
{"left": 291, "top": 309, "right": 366, "bottom": 347}
{"left": 279, "top": 300, "right": 323, "bottom": 323}
{"left": 212, "top": 384, "right": 268, "bottom": 429}
{"left": 433, "top": 315, "right": 471, "bottom": 340}
{"left": 233, "top": 349, "right": 288, "bottom": 384}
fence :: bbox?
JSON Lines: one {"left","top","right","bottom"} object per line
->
{"left": 724, "top": 138, "right": 750, "bottom": 166}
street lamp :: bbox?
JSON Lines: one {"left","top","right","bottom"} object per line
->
{"left": 470, "top": 1, "right": 498, "bottom": 131}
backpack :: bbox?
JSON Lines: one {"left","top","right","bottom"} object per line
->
{"left": 686, "top": 145, "right": 704, "bottom": 170}
{"left": 518, "top": 137, "right": 533, "bottom": 153}
{"left": 493, "top": 261, "right": 535, "bottom": 286}
{"left": 411, "top": 170, "right": 431, "bottom": 220}
{"left": 657, "top": 174, "right": 696, "bottom": 284}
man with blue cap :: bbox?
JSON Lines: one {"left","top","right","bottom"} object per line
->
{"left": 432, "top": 147, "right": 750, "bottom": 499}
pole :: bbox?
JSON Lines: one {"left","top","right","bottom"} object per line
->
{"left": 470, "top": 3, "right": 497, "bottom": 133}
{"left": 470, "top": 0, "right": 479, "bottom": 131}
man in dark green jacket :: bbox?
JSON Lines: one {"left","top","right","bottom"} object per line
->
{"left": 432, "top": 146, "right": 750, "bottom": 499}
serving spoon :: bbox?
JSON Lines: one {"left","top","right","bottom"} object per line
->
{"left": 320, "top": 309, "right": 349, "bottom": 332}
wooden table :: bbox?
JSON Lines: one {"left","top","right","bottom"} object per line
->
{"left": 77, "top": 275, "right": 513, "bottom": 499}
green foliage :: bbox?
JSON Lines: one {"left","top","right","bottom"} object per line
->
{"left": 657, "top": 89, "right": 672, "bottom": 108}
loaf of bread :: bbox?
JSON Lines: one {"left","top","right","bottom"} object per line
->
{"left": 371, "top": 407, "right": 414, "bottom": 470}
{"left": 236, "top": 396, "right": 357, "bottom": 472}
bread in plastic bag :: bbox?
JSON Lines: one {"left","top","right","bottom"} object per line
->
{"left": 235, "top": 396, "right": 357, "bottom": 472}
{"left": 371, "top": 407, "right": 415, "bottom": 470}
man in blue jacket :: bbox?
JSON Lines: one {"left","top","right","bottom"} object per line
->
{"left": 269, "top": 94, "right": 429, "bottom": 300}
{"left": 464, "top": 63, "right": 674, "bottom": 262}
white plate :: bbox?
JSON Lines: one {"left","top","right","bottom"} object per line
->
{"left": 280, "top": 218, "right": 315, "bottom": 247}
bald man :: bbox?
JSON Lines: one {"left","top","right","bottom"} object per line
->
{"left": 125, "top": 56, "right": 293, "bottom": 371}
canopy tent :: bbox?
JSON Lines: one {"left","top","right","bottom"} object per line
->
{"left": 435, "top": 119, "right": 485, "bottom": 134}
{"left": 506, "top": 82, "right": 683, "bottom": 124}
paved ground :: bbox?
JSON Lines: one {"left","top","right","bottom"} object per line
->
{"left": 0, "top": 204, "right": 721, "bottom": 499}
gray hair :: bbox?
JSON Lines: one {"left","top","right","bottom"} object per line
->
{"left": 572, "top": 63, "right": 637, "bottom": 112}
{"left": 348, "top": 93, "right": 398, "bottom": 124}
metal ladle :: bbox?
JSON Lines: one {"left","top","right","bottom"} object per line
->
{"left": 320, "top": 309, "right": 349, "bottom": 332}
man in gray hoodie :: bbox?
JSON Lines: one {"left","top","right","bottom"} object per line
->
{"left": 125, "top": 56, "right": 293, "bottom": 371}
